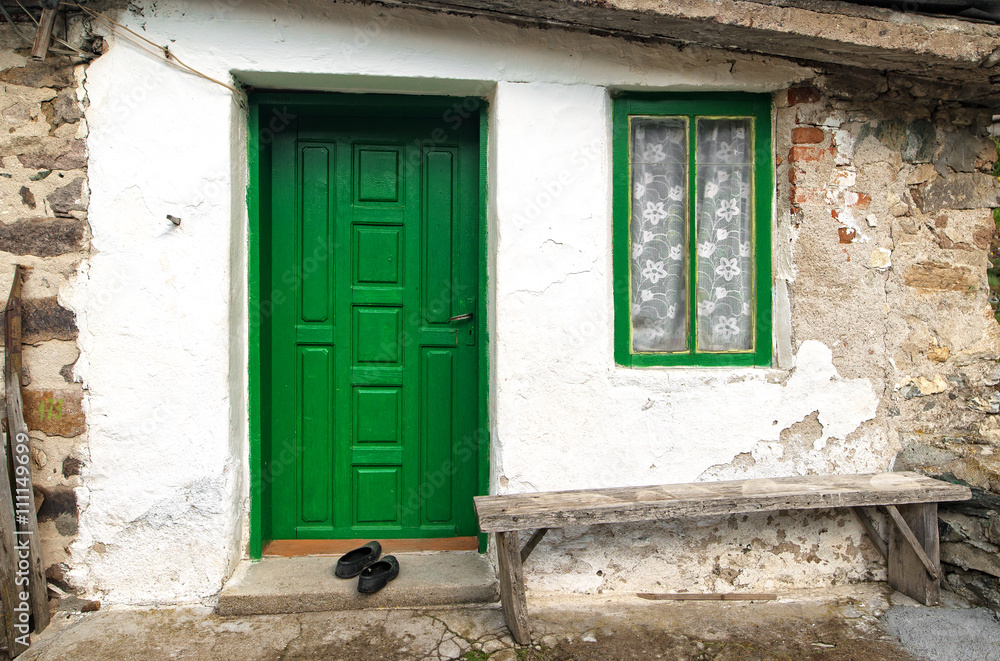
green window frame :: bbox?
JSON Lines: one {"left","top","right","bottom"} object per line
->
{"left": 612, "top": 93, "right": 773, "bottom": 368}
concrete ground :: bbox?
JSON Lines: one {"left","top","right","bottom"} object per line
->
{"left": 8, "top": 584, "right": 999, "bottom": 660}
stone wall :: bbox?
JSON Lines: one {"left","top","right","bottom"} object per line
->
{"left": 0, "top": 22, "right": 91, "bottom": 606}
{"left": 777, "top": 73, "right": 1000, "bottom": 609}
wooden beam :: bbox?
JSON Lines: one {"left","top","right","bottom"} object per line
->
{"left": 0, "top": 425, "right": 26, "bottom": 657}
{"left": 495, "top": 531, "right": 531, "bottom": 645}
{"left": 30, "top": 9, "right": 58, "bottom": 61}
{"left": 885, "top": 505, "right": 938, "bottom": 580}
{"left": 886, "top": 503, "right": 941, "bottom": 606}
{"left": 474, "top": 472, "right": 971, "bottom": 533}
{"left": 4, "top": 267, "right": 49, "bottom": 635}
{"left": 852, "top": 506, "right": 887, "bottom": 560}
{"left": 3, "top": 265, "right": 23, "bottom": 386}
{"left": 637, "top": 593, "right": 777, "bottom": 601}
{"left": 519, "top": 528, "right": 548, "bottom": 564}
{"left": 5, "top": 373, "right": 50, "bottom": 632}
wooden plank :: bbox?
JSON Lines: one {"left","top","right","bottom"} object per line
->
{"left": 887, "top": 503, "right": 940, "bottom": 606}
{"left": 637, "top": 593, "right": 777, "bottom": 601}
{"left": 30, "top": 9, "right": 58, "bottom": 61}
{"left": 263, "top": 537, "right": 479, "bottom": 556}
{"left": 885, "top": 505, "right": 938, "bottom": 580}
{"left": 852, "top": 506, "right": 887, "bottom": 560}
{"left": 0, "top": 425, "right": 26, "bottom": 656}
{"left": 520, "top": 528, "right": 548, "bottom": 564}
{"left": 3, "top": 264, "right": 23, "bottom": 387}
{"left": 495, "top": 531, "right": 531, "bottom": 645}
{"left": 5, "top": 267, "right": 49, "bottom": 636}
{"left": 474, "top": 472, "right": 971, "bottom": 533}
{"left": 5, "top": 370, "right": 49, "bottom": 633}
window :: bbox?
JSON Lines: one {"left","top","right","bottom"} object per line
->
{"left": 613, "top": 93, "right": 772, "bottom": 367}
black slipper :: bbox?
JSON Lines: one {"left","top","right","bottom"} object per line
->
{"left": 357, "top": 555, "right": 399, "bottom": 593}
{"left": 334, "top": 541, "right": 382, "bottom": 578}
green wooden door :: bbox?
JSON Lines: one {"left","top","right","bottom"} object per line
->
{"left": 265, "top": 103, "right": 481, "bottom": 540}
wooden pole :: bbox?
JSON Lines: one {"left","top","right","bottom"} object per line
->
{"left": 30, "top": 9, "right": 58, "bottom": 61}
{"left": 5, "top": 371, "right": 50, "bottom": 633}
{"left": 3, "top": 266, "right": 50, "bottom": 647}
{"left": 637, "top": 593, "right": 778, "bottom": 601}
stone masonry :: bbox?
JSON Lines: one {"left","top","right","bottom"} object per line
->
{"left": 776, "top": 72, "right": 1000, "bottom": 609}
{"left": 0, "top": 20, "right": 92, "bottom": 607}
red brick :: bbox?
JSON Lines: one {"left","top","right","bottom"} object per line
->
{"left": 838, "top": 227, "right": 856, "bottom": 244}
{"left": 791, "top": 187, "right": 822, "bottom": 204}
{"left": 849, "top": 192, "right": 871, "bottom": 210}
{"left": 788, "top": 87, "right": 821, "bottom": 106}
{"left": 788, "top": 146, "right": 830, "bottom": 163}
{"left": 792, "top": 126, "right": 825, "bottom": 144}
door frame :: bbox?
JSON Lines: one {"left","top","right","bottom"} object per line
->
{"left": 246, "top": 92, "right": 490, "bottom": 558}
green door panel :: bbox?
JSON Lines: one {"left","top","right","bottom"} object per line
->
{"left": 264, "top": 101, "right": 482, "bottom": 540}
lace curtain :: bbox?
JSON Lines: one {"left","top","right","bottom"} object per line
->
{"left": 629, "top": 116, "right": 754, "bottom": 353}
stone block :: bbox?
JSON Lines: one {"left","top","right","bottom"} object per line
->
{"left": 934, "top": 130, "right": 986, "bottom": 176}
{"left": 46, "top": 177, "right": 86, "bottom": 216}
{"left": 35, "top": 485, "right": 78, "bottom": 536}
{"left": 22, "top": 388, "right": 85, "bottom": 437}
{"left": 915, "top": 173, "right": 1000, "bottom": 214}
{"left": 19, "top": 185, "right": 36, "bottom": 209}
{"left": 17, "top": 139, "right": 86, "bottom": 171}
{"left": 903, "top": 120, "right": 937, "bottom": 163}
{"left": 0, "top": 57, "right": 75, "bottom": 88}
{"left": 44, "top": 88, "right": 83, "bottom": 127}
{"left": 22, "top": 297, "right": 78, "bottom": 342}
{"left": 0, "top": 217, "right": 85, "bottom": 257}
{"left": 62, "top": 455, "right": 83, "bottom": 478}
{"left": 941, "top": 542, "right": 1000, "bottom": 578}
{"left": 905, "top": 163, "right": 938, "bottom": 186}
{"left": 795, "top": 107, "right": 845, "bottom": 128}
{"left": 903, "top": 261, "right": 977, "bottom": 292}
{"left": 787, "top": 87, "right": 821, "bottom": 106}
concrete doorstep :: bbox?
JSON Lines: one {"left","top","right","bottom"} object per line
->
{"left": 217, "top": 551, "right": 499, "bottom": 616}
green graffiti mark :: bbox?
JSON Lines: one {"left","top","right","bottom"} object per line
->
{"left": 38, "top": 397, "right": 63, "bottom": 422}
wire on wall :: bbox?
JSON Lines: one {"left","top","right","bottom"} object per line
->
{"left": 71, "top": 2, "right": 245, "bottom": 100}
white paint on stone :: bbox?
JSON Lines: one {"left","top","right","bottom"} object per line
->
{"left": 67, "top": 0, "right": 885, "bottom": 603}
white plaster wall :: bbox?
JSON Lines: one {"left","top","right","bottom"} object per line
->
{"left": 70, "top": 0, "right": 885, "bottom": 602}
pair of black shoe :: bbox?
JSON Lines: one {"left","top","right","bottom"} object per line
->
{"left": 334, "top": 541, "right": 399, "bottom": 593}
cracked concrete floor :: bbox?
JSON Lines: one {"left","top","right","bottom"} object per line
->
{"left": 9, "top": 585, "right": 998, "bottom": 660}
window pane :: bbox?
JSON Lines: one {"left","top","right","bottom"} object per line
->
{"left": 695, "top": 118, "right": 754, "bottom": 352}
{"left": 630, "top": 117, "right": 688, "bottom": 353}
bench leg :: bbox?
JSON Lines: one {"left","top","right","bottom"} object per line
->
{"left": 495, "top": 531, "right": 531, "bottom": 645}
{"left": 886, "top": 503, "right": 941, "bottom": 606}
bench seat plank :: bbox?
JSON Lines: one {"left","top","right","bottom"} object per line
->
{"left": 474, "top": 471, "right": 970, "bottom": 533}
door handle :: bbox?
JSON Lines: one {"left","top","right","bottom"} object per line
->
{"left": 448, "top": 312, "right": 474, "bottom": 322}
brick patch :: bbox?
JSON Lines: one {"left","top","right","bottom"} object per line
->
{"left": 792, "top": 127, "right": 825, "bottom": 144}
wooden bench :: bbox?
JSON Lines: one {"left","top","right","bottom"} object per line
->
{"left": 474, "top": 471, "right": 971, "bottom": 644}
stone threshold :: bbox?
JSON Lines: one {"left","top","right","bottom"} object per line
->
{"left": 216, "top": 551, "right": 499, "bottom": 616}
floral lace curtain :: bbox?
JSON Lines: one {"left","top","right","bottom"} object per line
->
{"left": 630, "top": 118, "right": 688, "bottom": 352}
{"left": 630, "top": 116, "right": 754, "bottom": 353}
